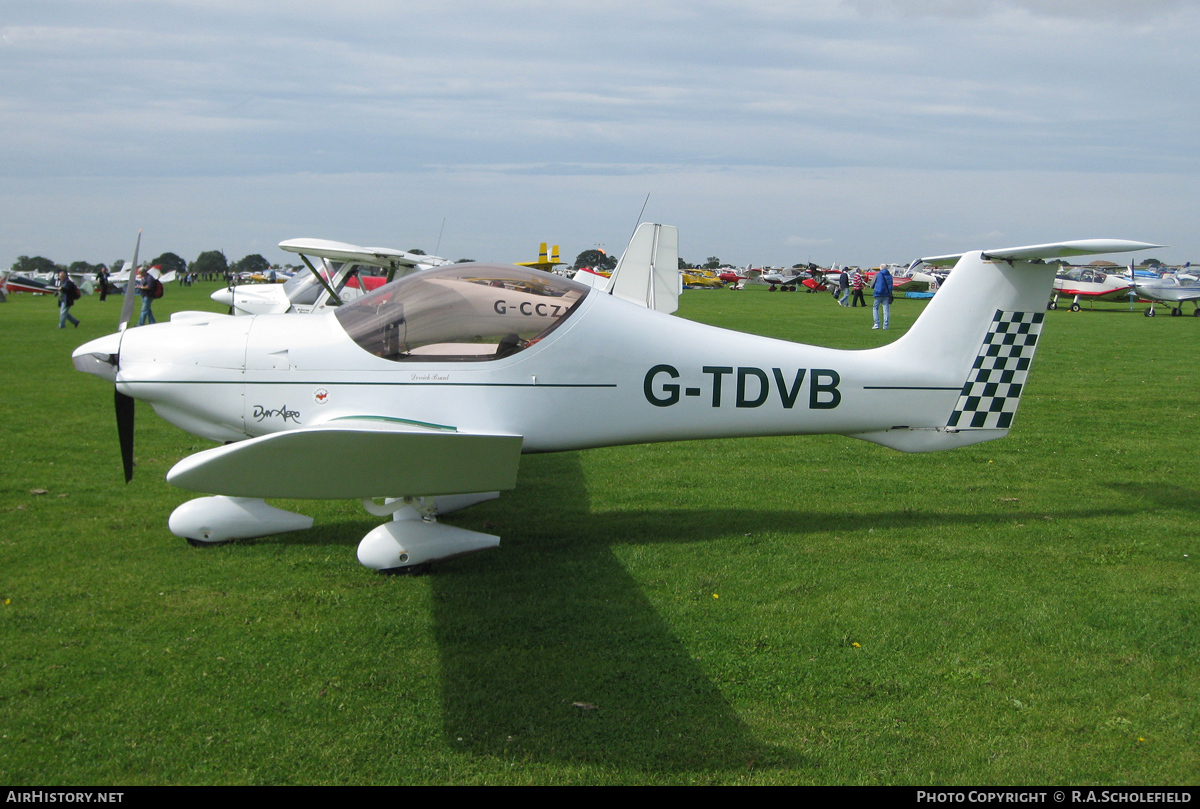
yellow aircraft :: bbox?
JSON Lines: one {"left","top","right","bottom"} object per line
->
{"left": 516, "top": 242, "right": 566, "bottom": 273}
{"left": 682, "top": 268, "right": 725, "bottom": 289}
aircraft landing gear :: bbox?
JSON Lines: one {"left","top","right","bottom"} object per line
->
{"left": 186, "top": 537, "right": 230, "bottom": 547}
{"left": 1048, "top": 301, "right": 1057, "bottom": 310}
{"left": 1070, "top": 302, "right": 1081, "bottom": 312}
{"left": 1145, "top": 306, "right": 1156, "bottom": 317}
{"left": 170, "top": 496, "right": 313, "bottom": 544}
{"left": 1193, "top": 308, "right": 1200, "bottom": 317}
{"left": 380, "top": 563, "right": 431, "bottom": 576}
{"left": 357, "top": 495, "right": 502, "bottom": 572}
{"left": 1172, "top": 307, "right": 1183, "bottom": 317}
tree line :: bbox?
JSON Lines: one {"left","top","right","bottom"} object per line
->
{"left": 9, "top": 251, "right": 277, "bottom": 278}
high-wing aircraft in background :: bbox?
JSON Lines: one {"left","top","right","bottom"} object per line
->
{"left": 72, "top": 238, "right": 1159, "bottom": 573}
{"left": 212, "top": 239, "right": 450, "bottom": 316}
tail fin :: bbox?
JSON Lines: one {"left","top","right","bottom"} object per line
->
{"left": 551, "top": 245, "right": 560, "bottom": 264}
{"left": 538, "top": 242, "right": 548, "bottom": 263}
{"left": 857, "top": 240, "right": 1160, "bottom": 452}
{"left": 607, "top": 223, "right": 680, "bottom": 314}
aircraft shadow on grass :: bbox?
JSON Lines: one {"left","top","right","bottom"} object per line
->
{"left": 270, "top": 451, "right": 806, "bottom": 772}
{"left": 240, "top": 451, "right": 1153, "bottom": 772}
{"left": 1105, "top": 482, "right": 1200, "bottom": 516}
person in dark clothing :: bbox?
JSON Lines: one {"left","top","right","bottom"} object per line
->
{"left": 136, "top": 268, "right": 158, "bottom": 325}
{"left": 57, "top": 270, "right": 80, "bottom": 329}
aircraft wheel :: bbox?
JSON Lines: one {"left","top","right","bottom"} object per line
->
{"left": 380, "top": 563, "right": 431, "bottom": 576}
{"left": 185, "top": 537, "right": 231, "bottom": 548}
{"left": 1193, "top": 309, "right": 1200, "bottom": 317}
{"left": 1070, "top": 303, "right": 1081, "bottom": 312}
{"left": 1047, "top": 301, "right": 1056, "bottom": 310}
{"left": 768, "top": 286, "right": 777, "bottom": 292}
{"left": 1144, "top": 308, "right": 1154, "bottom": 317}
{"left": 1172, "top": 307, "right": 1182, "bottom": 317}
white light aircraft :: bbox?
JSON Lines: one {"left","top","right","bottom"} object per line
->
{"left": 1130, "top": 264, "right": 1200, "bottom": 317}
{"left": 72, "top": 238, "right": 1158, "bottom": 573}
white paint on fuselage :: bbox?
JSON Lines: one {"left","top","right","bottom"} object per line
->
{"left": 115, "top": 252, "right": 1052, "bottom": 453}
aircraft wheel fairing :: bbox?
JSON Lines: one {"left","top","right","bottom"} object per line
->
{"left": 169, "top": 496, "right": 313, "bottom": 543}
{"left": 357, "top": 519, "right": 500, "bottom": 571}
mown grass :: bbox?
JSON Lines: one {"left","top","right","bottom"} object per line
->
{"left": 0, "top": 281, "right": 1196, "bottom": 784}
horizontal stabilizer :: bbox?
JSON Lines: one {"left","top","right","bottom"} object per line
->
{"left": 920, "top": 239, "right": 1163, "bottom": 268}
{"left": 279, "top": 238, "right": 448, "bottom": 270}
{"left": 167, "top": 419, "right": 523, "bottom": 499}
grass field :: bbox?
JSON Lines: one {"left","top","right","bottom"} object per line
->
{"left": 1, "top": 281, "right": 1196, "bottom": 785}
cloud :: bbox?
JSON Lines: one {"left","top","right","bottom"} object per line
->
{"left": 1, "top": 3, "right": 1196, "bottom": 268}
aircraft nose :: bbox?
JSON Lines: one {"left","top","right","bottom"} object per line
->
{"left": 210, "top": 287, "right": 234, "bottom": 307}
{"left": 72, "top": 332, "right": 122, "bottom": 383}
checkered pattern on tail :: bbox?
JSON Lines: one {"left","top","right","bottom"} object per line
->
{"left": 947, "top": 310, "right": 1044, "bottom": 430}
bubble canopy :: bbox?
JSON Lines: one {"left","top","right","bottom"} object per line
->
{"left": 334, "top": 264, "right": 590, "bottom": 362}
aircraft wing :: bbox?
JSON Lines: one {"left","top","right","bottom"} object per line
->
{"left": 919, "top": 239, "right": 1164, "bottom": 268}
{"left": 167, "top": 418, "right": 523, "bottom": 499}
{"left": 279, "top": 238, "right": 448, "bottom": 270}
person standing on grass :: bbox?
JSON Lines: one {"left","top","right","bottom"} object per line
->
{"left": 56, "top": 270, "right": 80, "bottom": 329}
{"left": 872, "top": 265, "right": 893, "bottom": 330}
{"left": 850, "top": 267, "right": 865, "bottom": 307}
{"left": 136, "top": 267, "right": 158, "bottom": 326}
{"left": 837, "top": 268, "right": 850, "bottom": 307}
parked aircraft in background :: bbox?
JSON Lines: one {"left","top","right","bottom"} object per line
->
{"left": 1132, "top": 263, "right": 1200, "bottom": 317}
{"left": 761, "top": 267, "right": 816, "bottom": 292}
{"left": 212, "top": 239, "right": 449, "bottom": 316}
{"left": 1, "top": 272, "right": 56, "bottom": 295}
{"left": 1048, "top": 266, "right": 1132, "bottom": 311}
{"left": 516, "top": 243, "right": 566, "bottom": 273}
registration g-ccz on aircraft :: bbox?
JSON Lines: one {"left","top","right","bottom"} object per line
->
{"left": 72, "top": 239, "right": 1159, "bottom": 572}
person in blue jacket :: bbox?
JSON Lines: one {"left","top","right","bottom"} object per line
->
{"left": 872, "top": 265, "right": 893, "bottom": 330}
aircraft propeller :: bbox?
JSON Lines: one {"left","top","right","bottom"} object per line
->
{"left": 115, "top": 230, "right": 141, "bottom": 481}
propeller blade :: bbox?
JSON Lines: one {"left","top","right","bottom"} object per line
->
{"left": 115, "top": 388, "right": 135, "bottom": 483}
{"left": 119, "top": 230, "right": 142, "bottom": 331}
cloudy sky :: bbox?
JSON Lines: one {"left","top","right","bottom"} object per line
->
{"left": 2, "top": 0, "right": 1197, "bottom": 270}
